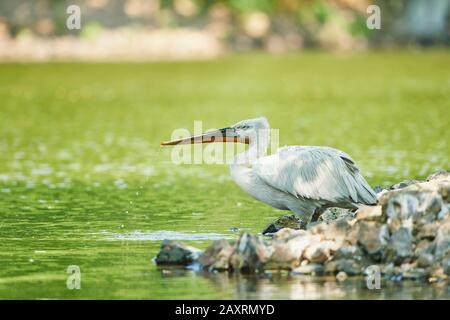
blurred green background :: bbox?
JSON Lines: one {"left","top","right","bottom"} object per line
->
{"left": 0, "top": 0, "right": 449, "bottom": 60}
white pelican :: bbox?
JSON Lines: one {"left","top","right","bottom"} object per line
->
{"left": 161, "top": 117, "right": 377, "bottom": 228}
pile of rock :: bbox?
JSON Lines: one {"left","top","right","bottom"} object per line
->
{"left": 155, "top": 171, "right": 450, "bottom": 282}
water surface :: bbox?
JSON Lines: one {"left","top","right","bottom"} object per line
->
{"left": 0, "top": 52, "right": 449, "bottom": 299}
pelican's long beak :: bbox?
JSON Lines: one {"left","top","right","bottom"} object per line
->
{"left": 161, "top": 127, "right": 249, "bottom": 146}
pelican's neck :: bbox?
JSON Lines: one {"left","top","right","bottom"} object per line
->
{"left": 232, "top": 129, "right": 270, "bottom": 166}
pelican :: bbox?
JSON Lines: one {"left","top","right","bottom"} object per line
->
{"left": 161, "top": 117, "right": 377, "bottom": 228}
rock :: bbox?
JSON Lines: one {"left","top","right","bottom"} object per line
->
{"left": 273, "top": 227, "right": 304, "bottom": 240}
{"left": 229, "top": 232, "right": 271, "bottom": 272}
{"left": 310, "top": 217, "right": 353, "bottom": 246}
{"left": 155, "top": 240, "right": 202, "bottom": 265}
{"left": 382, "top": 263, "right": 421, "bottom": 281}
{"left": 389, "top": 180, "right": 420, "bottom": 190}
{"left": 292, "top": 263, "right": 324, "bottom": 275}
{"left": 387, "top": 216, "right": 410, "bottom": 234}
{"left": 380, "top": 181, "right": 448, "bottom": 225}
{"left": 269, "top": 229, "right": 318, "bottom": 269}
{"left": 379, "top": 224, "right": 391, "bottom": 244}
{"left": 428, "top": 267, "right": 448, "bottom": 281}
{"left": 303, "top": 242, "right": 332, "bottom": 264}
{"left": 417, "top": 253, "right": 434, "bottom": 268}
{"left": 334, "top": 245, "right": 364, "bottom": 260}
{"left": 373, "top": 186, "right": 384, "bottom": 194}
{"left": 344, "top": 222, "right": 360, "bottom": 246}
{"left": 434, "top": 216, "right": 450, "bottom": 258}
{"left": 402, "top": 268, "right": 427, "bottom": 280}
{"left": 355, "top": 205, "right": 382, "bottom": 221}
{"left": 324, "top": 261, "right": 337, "bottom": 274}
{"left": 198, "top": 239, "right": 234, "bottom": 270}
{"left": 357, "top": 221, "right": 385, "bottom": 261}
{"left": 384, "top": 193, "right": 419, "bottom": 222}
{"left": 389, "top": 180, "right": 421, "bottom": 190}
{"left": 319, "top": 207, "right": 354, "bottom": 222}
{"left": 382, "top": 263, "right": 400, "bottom": 276}
{"left": 336, "top": 271, "right": 348, "bottom": 281}
{"left": 414, "top": 239, "right": 435, "bottom": 257}
{"left": 426, "top": 171, "right": 450, "bottom": 182}
{"left": 334, "top": 259, "right": 364, "bottom": 275}
{"left": 416, "top": 222, "right": 438, "bottom": 240}
{"left": 385, "top": 227, "right": 413, "bottom": 264}
{"left": 441, "top": 256, "right": 450, "bottom": 275}
{"left": 261, "top": 214, "right": 304, "bottom": 235}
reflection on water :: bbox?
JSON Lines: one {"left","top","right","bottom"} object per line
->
{"left": 157, "top": 267, "right": 450, "bottom": 300}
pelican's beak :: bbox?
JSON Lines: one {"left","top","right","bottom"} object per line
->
{"left": 161, "top": 127, "right": 249, "bottom": 146}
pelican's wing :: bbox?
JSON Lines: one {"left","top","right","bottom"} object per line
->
{"left": 254, "top": 146, "right": 377, "bottom": 205}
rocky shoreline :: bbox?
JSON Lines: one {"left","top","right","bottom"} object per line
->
{"left": 155, "top": 171, "right": 450, "bottom": 283}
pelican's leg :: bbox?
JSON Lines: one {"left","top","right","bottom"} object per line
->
{"left": 288, "top": 204, "right": 317, "bottom": 229}
{"left": 310, "top": 207, "right": 326, "bottom": 223}
{"left": 294, "top": 210, "right": 314, "bottom": 230}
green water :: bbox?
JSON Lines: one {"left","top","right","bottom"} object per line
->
{"left": 0, "top": 51, "right": 449, "bottom": 299}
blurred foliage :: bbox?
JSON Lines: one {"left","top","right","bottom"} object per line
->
{"left": 0, "top": 0, "right": 448, "bottom": 50}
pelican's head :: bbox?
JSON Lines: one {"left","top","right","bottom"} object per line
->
{"left": 160, "top": 117, "right": 270, "bottom": 146}
{"left": 230, "top": 117, "right": 270, "bottom": 142}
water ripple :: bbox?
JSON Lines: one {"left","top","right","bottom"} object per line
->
{"left": 105, "top": 230, "right": 233, "bottom": 241}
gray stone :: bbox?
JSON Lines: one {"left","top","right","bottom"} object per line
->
{"left": 336, "top": 271, "right": 348, "bottom": 281}
{"left": 389, "top": 180, "right": 421, "bottom": 190}
{"left": 417, "top": 253, "right": 434, "bottom": 268}
{"left": 269, "top": 229, "right": 318, "bottom": 269}
{"left": 414, "top": 239, "right": 435, "bottom": 257}
{"left": 373, "top": 186, "right": 384, "bottom": 194}
{"left": 382, "top": 263, "right": 400, "bottom": 276}
{"left": 229, "top": 232, "right": 271, "bottom": 272}
{"left": 310, "top": 217, "right": 353, "bottom": 246}
{"left": 441, "top": 256, "right": 450, "bottom": 275}
{"left": 380, "top": 181, "right": 447, "bottom": 225}
{"left": 355, "top": 205, "right": 382, "bottom": 221}
{"left": 319, "top": 207, "right": 354, "bottom": 222}
{"left": 261, "top": 214, "right": 304, "bottom": 235}
{"left": 389, "top": 227, "right": 413, "bottom": 262}
{"left": 402, "top": 268, "right": 427, "bottom": 280}
{"left": 198, "top": 239, "right": 234, "bottom": 270}
{"left": 334, "top": 259, "right": 364, "bottom": 275}
{"left": 427, "top": 267, "right": 448, "bottom": 281}
{"left": 303, "top": 241, "right": 334, "bottom": 264}
{"left": 357, "top": 221, "right": 385, "bottom": 261}
{"left": 292, "top": 263, "right": 324, "bottom": 275}
{"left": 426, "top": 171, "right": 450, "bottom": 182}
{"left": 324, "top": 261, "right": 338, "bottom": 274}
{"left": 334, "top": 245, "right": 364, "bottom": 260}
{"left": 417, "top": 222, "right": 438, "bottom": 240}
{"left": 434, "top": 216, "right": 450, "bottom": 258}
{"left": 384, "top": 193, "right": 419, "bottom": 221}
{"left": 155, "top": 240, "right": 202, "bottom": 265}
